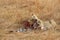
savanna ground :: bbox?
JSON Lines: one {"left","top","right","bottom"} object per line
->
{"left": 0, "top": 0, "right": 60, "bottom": 40}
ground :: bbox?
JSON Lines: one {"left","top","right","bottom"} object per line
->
{"left": 0, "top": 0, "right": 60, "bottom": 40}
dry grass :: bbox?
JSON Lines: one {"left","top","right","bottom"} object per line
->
{"left": 0, "top": 0, "right": 60, "bottom": 40}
